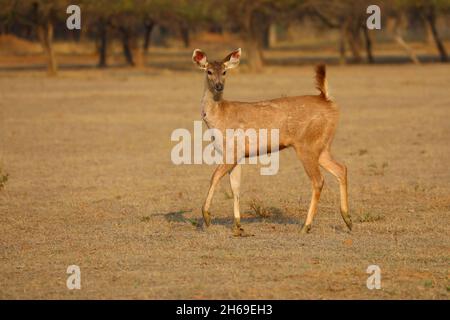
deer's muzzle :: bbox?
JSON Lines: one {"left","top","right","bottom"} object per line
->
{"left": 214, "top": 83, "right": 224, "bottom": 92}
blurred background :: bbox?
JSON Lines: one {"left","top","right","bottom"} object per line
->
{"left": 0, "top": 0, "right": 449, "bottom": 75}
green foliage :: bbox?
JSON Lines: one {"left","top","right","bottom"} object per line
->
{"left": 423, "top": 279, "right": 433, "bottom": 288}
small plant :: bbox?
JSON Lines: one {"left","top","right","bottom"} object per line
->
{"left": 423, "top": 280, "right": 433, "bottom": 288}
{"left": 223, "top": 190, "right": 233, "bottom": 200}
{"left": 368, "top": 162, "right": 388, "bottom": 176}
{"left": 139, "top": 216, "right": 151, "bottom": 223}
{"left": 249, "top": 198, "right": 271, "bottom": 218}
{"left": 0, "top": 169, "right": 8, "bottom": 190}
{"left": 186, "top": 218, "right": 198, "bottom": 227}
{"left": 357, "top": 211, "right": 384, "bottom": 223}
{"left": 358, "top": 149, "right": 368, "bottom": 156}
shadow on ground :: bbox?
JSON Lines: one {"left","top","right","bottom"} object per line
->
{"left": 156, "top": 207, "right": 298, "bottom": 229}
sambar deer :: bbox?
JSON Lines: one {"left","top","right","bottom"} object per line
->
{"left": 192, "top": 48, "right": 351, "bottom": 236}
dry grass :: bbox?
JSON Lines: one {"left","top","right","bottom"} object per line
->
{"left": 249, "top": 198, "right": 272, "bottom": 219}
{"left": 0, "top": 62, "right": 449, "bottom": 299}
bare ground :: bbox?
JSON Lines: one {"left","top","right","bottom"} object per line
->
{"left": 0, "top": 64, "right": 449, "bottom": 299}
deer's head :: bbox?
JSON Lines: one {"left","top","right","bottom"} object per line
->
{"left": 192, "top": 48, "right": 241, "bottom": 98}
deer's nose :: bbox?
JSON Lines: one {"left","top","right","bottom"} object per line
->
{"left": 214, "top": 83, "right": 224, "bottom": 92}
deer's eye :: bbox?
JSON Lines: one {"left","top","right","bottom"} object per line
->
{"left": 207, "top": 70, "right": 213, "bottom": 75}
{"left": 222, "top": 71, "right": 227, "bottom": 75}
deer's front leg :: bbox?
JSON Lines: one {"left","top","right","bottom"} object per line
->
{"left": 229, "top": 165, "right": 243, "bottom": 235}
{"left": 202, "top": 164, "right": 236, "bottom": 226}
{"left": 229, "top": 165, "right": 252, "bottom": 237}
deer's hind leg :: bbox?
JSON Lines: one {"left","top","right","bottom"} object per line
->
{"left": 294, "top": 145, "right": 324, "bottom": 234}
{"left": 319, "top": 149, "right": 352, "bottom": 231}
{"left": 202, "top": 164, "right": 236, "bottom": 226}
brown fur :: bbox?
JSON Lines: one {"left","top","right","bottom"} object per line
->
{"left": 315, "top": 64, "right": 329, "bottom": 101}
{"left": 193, "top": 49, "right": 352, "bottom": 235}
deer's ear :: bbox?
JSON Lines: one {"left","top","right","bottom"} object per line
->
{"left": 223, "top": 48, "right": 241, "bottom": 69}
{"left": 192, "top": 49, "right": 208, "bottom": 69}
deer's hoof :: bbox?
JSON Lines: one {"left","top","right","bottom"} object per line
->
{"left": 300, "top": 224, "right": 311, "bottom": 234}
{"left": 202, "top": 210, "right": 211, "bottom": 227}
{"left": 343, "top": 214, "right": 353, "bottom": 231}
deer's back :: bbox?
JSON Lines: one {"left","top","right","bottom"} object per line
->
{"left": 217, "top": 95, "right": 338, "bottom": 138}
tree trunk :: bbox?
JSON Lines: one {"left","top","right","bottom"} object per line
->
{"left": 122, "top": 28, "right": 144, "bottom": 68}
{"left": 252, "top": 10, "right": 270, "bottom": 50}
{"left": 243, "top": 10, "right": 266, "bottom": 72}
{"left": 362, "top": 27, "right": 374, "bottom": 63}
{"left": 339, "top": 25, "right": 347, "bottom": 65}
{"left": 246, "top": 34, "right": 263, "bottom": 72}
{"left": 132, "top": 45, "right": 144, "bottom": 68}
{"left": 97, "top": 20, "right": 108, "bottom": 68}
{"left": 394, "top": 33, "right": 421, "bottom": 65}
{"left": 261, "top": 23, "right": 270, "bottom": 49}
{"left": 346, "top": 26, "right": 362, "bottom": 63}
{"left": 387, "top": 16, "right": 420, "bottom": 65}
{"left": 179, "top": 24, "right": 190, "bottom": 48}
{"left": 120, "top": 28, "right": 134, "bottom": 66}
{"left": 425, "top": 12, "right": 448, "bottom": 62}
{"left": 143, "top": 20, "right": 155, "bottom": 53}
{"left": 424, "top": 20, "right": 434, "bottom": 46}
{"left": 37, "top": 21, "right": 57, "bottom": 76}
{"left": 152, "top": 25, "right": 168, "bottom": 47}
{"left": 268, "top": 23, "right": 277, "bottom": 48}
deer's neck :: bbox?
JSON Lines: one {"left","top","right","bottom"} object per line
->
{"left": 200, "top": 81, "right": 222, "bottom": 122}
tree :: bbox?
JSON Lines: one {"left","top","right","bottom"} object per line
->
{"left": 391, "top": 0, "right": 449, "bottom": 63}
{"left": 307, "top": 0, "right": 375, "bottom": 64}
{"left": 210, "top": 0, "right": 303, "bottom": 71}
{"left": 6, "top": 0, "right": 71, "bottom": 75}
{"left": 147, "top": 0, "right": 212, "bottom": 48}
{"left": 82, "top": 0, "right": 113, "bottom": 67}
{"left": 385, "top": 11, "right": 421, "bottom": 65}
{"left": 85, "top": 0, "right": 155, "bottom": 68}
{"left": 416, "top": 0, "right": 449, "bottom": 62}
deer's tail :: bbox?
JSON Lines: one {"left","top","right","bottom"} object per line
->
{"left": 315, "top": 64, "right": 330, "bottom": 101}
